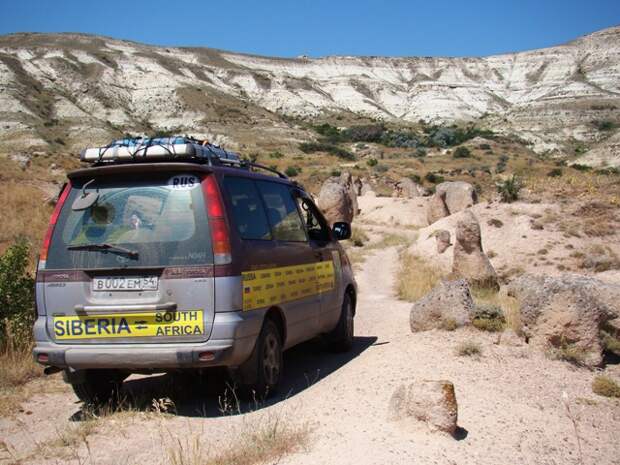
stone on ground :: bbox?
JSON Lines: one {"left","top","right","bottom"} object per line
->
{"left": 389, "top": 380, "right": 458, "bottom": 435}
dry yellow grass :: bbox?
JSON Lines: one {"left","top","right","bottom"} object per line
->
{"left": 165, "top": 414, "right": 310, "bottom": 465}
{"left": 396, "top": 252, "right": 445, "bottom": 302}
{"left": 0, "top": 181, "right": 53, "bottom": 258}
{"left": 0, "top": 342, "right": 44, "bottom": 417}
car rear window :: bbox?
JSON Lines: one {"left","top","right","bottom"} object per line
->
{"left": 46, "top": 173, "right": 213, "bottom": 270}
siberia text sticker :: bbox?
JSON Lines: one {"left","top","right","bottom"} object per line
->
{"left": 168, "top": 174, "right": 200, "bottom": 190}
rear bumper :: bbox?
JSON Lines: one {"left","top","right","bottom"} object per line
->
{"left": 33, "top": 310, "right": 263, "bottom": 371}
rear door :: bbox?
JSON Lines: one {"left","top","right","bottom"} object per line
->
{"left": 41, "top": 171, "right": 216, "bottom": 344}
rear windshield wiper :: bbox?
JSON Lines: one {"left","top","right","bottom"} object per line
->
{"left": 67, "top": 243, "right": 139, "bottom": 258}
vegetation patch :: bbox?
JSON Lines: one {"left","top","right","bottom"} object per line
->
{"left": 396, "top": 253, "right": 444, "bottom": 302}
{"left": 471, "top": 304, "right": 506, "bottom": 332}
{"left": 455, "top": 341, "right": 482, "bottom": 356}
{"left": 592, "top": 376, "right": 620, "bottom": 398}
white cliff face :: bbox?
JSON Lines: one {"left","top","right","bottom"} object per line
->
{"left": 0, "top": 27, "right": 618, "bottom": 163}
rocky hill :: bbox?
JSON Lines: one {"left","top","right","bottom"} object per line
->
{"left": 0, "top": 26, "right": 619, "bottom": 164}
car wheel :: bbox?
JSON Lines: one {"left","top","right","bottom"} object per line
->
{"left": 70, "top": 370, "right": 124, "bottom": 406}
{"left": 328, "top": 293, "right": 354, "bottom": 352}
{"left": 237, "top": 319, "right": 283, "bottom": 400}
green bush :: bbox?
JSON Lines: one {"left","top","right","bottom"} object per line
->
{"left": 0, "top": 239, "right": 35, "bottom": 350}
{"left": 284, "top": 166, "right": 301, "bottom": 177}
{"left": 268, "top": 151, "right": 284, "bottom": 159}
{"left": 330, "top": 169, "right": 341, "bottom": 177}
{"left": 298, "top": 142, "right": 355, "bottom": 160}
{"left": 424, "top": 172, "right": 445, "bottom": 184}
{"left": 547, "top": 168, "right": 563, "bottom": 177}
{"left": 571, "top": 164, "right": 592, "bottom": 172}
{"left": 496, "top": 175, "right": 523, "bottom": 203}
{"left": 592, "top": 120, "right": 617, "bottom": 131}
{"left": 453, "top": 146, "right": 471, "bottom": 158}
{"left": 366, "top": 158, "right": 378, "bottom": 167}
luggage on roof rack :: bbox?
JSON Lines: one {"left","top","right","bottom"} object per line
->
{"left": 80, "top": 136, "right": 243, "bottom": 166}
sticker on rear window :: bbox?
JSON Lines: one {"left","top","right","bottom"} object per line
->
{"left": 168, "top": 175, "right": 199, "bottom": 190}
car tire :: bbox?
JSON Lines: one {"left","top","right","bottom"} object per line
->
{"left": 70, "top": 370, "right": 124, "bottom": 406}
{"left": 237, "top": 319, "right": 283, "bottom": 400}
{"left": 328, "top": 293, "right": 354, "bottom": 352}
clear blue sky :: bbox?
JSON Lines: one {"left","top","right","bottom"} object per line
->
{"left": 1, "top": 0, "right": 618, "bottom": 57}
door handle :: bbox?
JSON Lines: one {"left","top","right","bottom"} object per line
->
{"left": 74, "top": 302, "right": 177, "bottom": 314}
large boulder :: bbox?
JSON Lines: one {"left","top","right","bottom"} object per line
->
{"left": 507, "top": 274, "right": 620, "bottom": 366}
{"left": 317, "top": 179, "right": 354, "bottom": 226}
{"left": 410, "top": 279, "right": 474, "bottom": 332}
{"left": 426, "top": 191, "right": 450, "bottom": 225}
{"left": 389, "top": 380, "right": 458, "bottom": 435}
{"left": 340, "top": 171, "right": 359, "bottom": 215}
{"left": 435, "top": 181, "right": 477, "bottom": 214}
{"left": 452, "top": 211, "right": 498, "bottom": 290}
{"left": 394, "top": 178, "right": 429, "bottom": 198}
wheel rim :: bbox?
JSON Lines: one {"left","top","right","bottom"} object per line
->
{"left": 262, "top": 332, "right": 281, "bottom": 386}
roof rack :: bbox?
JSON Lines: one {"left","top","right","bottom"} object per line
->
{"left": 81, "top": 136, "right": 243, "bottom": 166}
{"left": 80, "top": 135, "right": 290, "bottom": 179}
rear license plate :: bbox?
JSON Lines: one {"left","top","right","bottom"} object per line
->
{"left": 92, "top": 276, "right": 158, "bottom": 292}
{"left": 53, "top": 310, "right": 204, "bottom": 340}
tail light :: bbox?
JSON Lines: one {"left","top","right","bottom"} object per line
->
{"left": 202, "top": 175, "right": 232, "bottom": 264}
{"left": 38, "top": 182, "right": 71, "bottom": 270}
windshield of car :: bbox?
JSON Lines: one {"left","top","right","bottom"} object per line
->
{"left": 47, "top": 173, "right": 213, "bottom": 269}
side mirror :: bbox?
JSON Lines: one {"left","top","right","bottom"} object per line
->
{"left": 332, "top": 222, "right": 351, "bottom": 241}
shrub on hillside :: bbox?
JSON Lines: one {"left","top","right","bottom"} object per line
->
{"left": 496, "top": 175, "right": 523, "bottom": 203}
{"left": 592, "top": 120, "right": 617, "bottom": 131}
{"left": 284, "top": 166, "right": 301, "bottom": 177}
{"left": 341, "top": 124, "right": 385, "bottom": 143}
{"left": 547, "top": 168, "right": 563, "bottom": 177}
{"left": 298, "top": 142, "right": 355, "bottom": 160}
{"left": 0, "top": 239, "right": 35, "bottom": 350}
{"left": 453, "top": 146, "right": 471, "bottom": 158}
{"left": 366, "top": 158, "right": 378, "bottom": 167}
{"left": 424, "top": 172, "right": 445, "bottom": 184}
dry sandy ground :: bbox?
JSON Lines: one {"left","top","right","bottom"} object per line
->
{"left": 2, "top": 201, "right": 620, "bottom": 465}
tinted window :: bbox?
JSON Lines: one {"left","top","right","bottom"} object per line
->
{"left": 48, "top": 173, "right": 212, "bottom": 269}
{"left": 256, "top": 181, "right": 307, "bottom": 242}
{"left": 223, "top": 177, "right": 271, "bottom": 240}
{"left": 296, "top": 196, "right": 330, "bottom": 242}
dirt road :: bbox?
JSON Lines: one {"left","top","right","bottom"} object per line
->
{"left": 1, "top": 237, "right": 619, "bottom": 465}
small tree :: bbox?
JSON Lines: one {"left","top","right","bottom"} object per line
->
{"left": 496, "top": 175, "right": 523, "bottom": 203}
{"left": 0, "top": 239, "right": 35, "bottom": 350}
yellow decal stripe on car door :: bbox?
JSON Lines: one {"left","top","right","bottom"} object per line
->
{"left": 242, "top": 260, "right": 335, "bottom": 311}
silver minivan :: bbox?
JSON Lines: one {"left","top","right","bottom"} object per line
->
{"left": 33, "top": 137, "right": 357, "bottom": 403}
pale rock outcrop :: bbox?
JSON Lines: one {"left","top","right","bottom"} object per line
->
{"left": 426, "top": 191, "right": 450, "bottom": 225}
{"left": 389, "top": 380, "right": 458, "bottom": 435}
{"left": 435, "top": 181, "right": 477, "bottom": 214}
{"left": 507, "top": 274, "right": 620, "bottom": 366}
{"left": 452, "top": 211, "right": 498, "bottom": 289}
{"left": 317, "top": 179, "right": 354, "bottom": 226}
{"left": 393, "top": 177, "right": 429, "bottom": 198}
{"left": 410, "top": 279, "right": 474, "bottom": 332}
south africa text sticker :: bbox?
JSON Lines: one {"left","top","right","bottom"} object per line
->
{"left": 168, "top": 174, "right": 200, "bottom": 190}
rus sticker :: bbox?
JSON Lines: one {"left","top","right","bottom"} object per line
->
{"left": 168, "top": 174, "right": 199, "bottom": 190}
